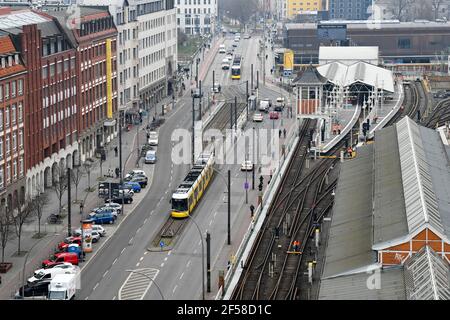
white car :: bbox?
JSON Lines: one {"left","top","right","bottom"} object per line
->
{"left": 244, "top": 34, "right": 251, "bottom": 39}
{"left": 29, "top": 263, "right": 79, "bottom": 284}
{"left": 253, "top": 113, "right": 263, "bottom": 122}
{"left": 74, "top": 225, "right": 106, "bottom": 237}
{"left": 148, "top": 131, "right": 158, "bottom": 146}
{"left": 90, "top": 231, "right": 101, "bottom": 243}
{"left": 103, "top": 202, "right": 122, "bottom": 214}
{"left": 221, "top": 58, "right": 230, "bottom": 70}
{"left": 125, "top": 169, "right": 147, "bottom": 179}
{"left": 219, "top": 44, "right": 226, "bottom": 53}
{"left": 241, "top": 160, "right": 254, "bottom": 171}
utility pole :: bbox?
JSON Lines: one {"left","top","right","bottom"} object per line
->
{"left": 192, "top": 96, "right": 196, "bottom": 165}
{"left": 228, "top": 169, "right": 231, "bottom": 245}
{"left": 196, "top": 58, "right": 199, "bottom": 88}
{"left": 119, "top": 112, "right": 123, "bottom": 184}
{"left": 234, "top": 96, "right": 237, "bottom": 129}
{"left": 251, "top": 64, "right": 254, "bottom": 93}
{"left": 246, "top": 80, "right": 249, "bottom": 122}
{"left": 67, "top": 167, "right": 71, "bottom": 236}
{"left": 252, "top": 127, "right": 255, "bottom": 190}
{"left": 199, "top": 80, "right": 203, "bottom": 120}
{"left": 230, "top": 102, "right": 233, "bottom": 131}
{"left": 206, "top": 232, "right": 211, "bottom": 293}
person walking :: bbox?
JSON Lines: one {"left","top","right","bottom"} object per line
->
{"left": 115, "top": 167, "right": 120, "bottom": 179}
{"left": 114, "top": 146, "right": 118, "bottom": 157}
{"left": 250, "top": 204, "right": 255, "bottom": 218}
{"left": 279, "top": 129, "right": 282, "bottom": 138}
{"left": 283, "top": 128, "right": 286, "bottom": 139}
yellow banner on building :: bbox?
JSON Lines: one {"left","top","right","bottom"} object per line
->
{"left": 284, "top": 50, "right": 294, "bottom": 71}
{"left": 106, "top": 39, "right": 113, "bottom": 119}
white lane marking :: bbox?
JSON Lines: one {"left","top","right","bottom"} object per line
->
{"left": 214, "top": 211, "right": 218, "bottom": 217}
{"left": 180, "top": 272, "right": 184, "bottom": 280}
{"left": 103, "top": 270, "right": 109, "bottom": 278}
{"left": 209, "top": 220, "right": 213, "bottom": 226}
{"left": 118, "top": 268, "right": 159, "bottom": 300}
{"left": 168, "top": 250, "right": 172, "bottom": 256}
{"left": 187, "top": 260, "right": 192, "bottom": 267}
{"left": 136, "top": 227, "right": 141, "bottom": 234}
{"left": 144, "top": 218, "right": 148, "bottom": 224}
{"left": 144, "top": 251, "right": 148, "bottom": 255}
{"left": 112, "top": 258, "right": 118, "bottom": 265}
{"left": 193, "top": 249, "right": 197, "bottom": 254}
{"left": 136, "top": 262, "right": 141, "bottom": 267}
{"left": 160, "top": 263, "right": 165, "bottom": 267}
{"left": 113, "top": 296, "right": 116, "bottom": 300}
{"left": 164, "top": 257, "right": 168, "bottom": 262}
{"left": 129, "top": 237, "right": 134, "bottom": 243}
{"left": 140, "top": 257, "right": 144, "bottom": 262}
{"left": 93, "top": 283, "right": 99, "bottom": 291}
{"left": 85, "top": 297, "right": 89, "bottom": 300}
{"left": 121, "top": 248, "right": 126, "bottom": 254}
{"left": 198, "top": 240, "right": 201, "bottom": 245}
{"left": 173, "top": 285, "right": 178, "bottom": 294}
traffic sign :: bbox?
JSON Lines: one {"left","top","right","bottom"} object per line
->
{"left": 159, "top": 241, "right": 165, "bottom": 248}
{"left": 244, "top": 182, "right": 249, "bottom": 190}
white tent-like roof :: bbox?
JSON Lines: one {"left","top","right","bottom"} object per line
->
{"left": 317, "top": 61, "right": 395, "bottom": 93}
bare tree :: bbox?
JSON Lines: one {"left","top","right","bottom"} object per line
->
{"left": 220, "top": 0, "right": 261, "bottom": 26}
{"left": 71, "top": 165, "right": 85, "bottom": 203}
{"left": 31, "top": 186, "right": 48, "bottom": 238}
{"left": 0, "top": 205, "right": 14, "bottom": 263}
{"left": 83, "top": 161, "right": 94, "bottom": 192}
{"left": 432, "top": 0, "right": 444, "bottom": 19}
{"left": 386, "top": 0, "right": 416, "bottom": 21}
{"left": 12, "top": 195, "right": 35, "bottom": 255}
{"left": 53, "top": 166, "right": 68, "bottom": 215}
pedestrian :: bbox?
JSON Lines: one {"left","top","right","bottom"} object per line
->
{"left": 250, "top": 204, "right": 255, "bottom": 218}
{"left": 283, "top": 128, "right": 286, "bottom": 139}
{"left": 227, "top": 260, "right": 231, "bottom": 270}
{"left": 114, "top": 146, "right": 118, "bottom": 157}
{"left": 115, "top": 167, "right": 120, "bottom": 179}
{"left": 279, "top": 129, "right": 282, "bottom": 138}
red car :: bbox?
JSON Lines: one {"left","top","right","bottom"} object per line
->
{"left": 42, "top": 252, "right": 79, "bottom": 268}
{"left": 269, "top": 111, "right": 279, "bottom": 120}
{"left": 57, "top": 236, "right": 82, "bottom": 251}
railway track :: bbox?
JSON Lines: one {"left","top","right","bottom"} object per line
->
{"left": 232, "top": 118, "right": 343, "bottom": 300}
{"left": 423, "top": 97, "right": 450, "bottom": 128}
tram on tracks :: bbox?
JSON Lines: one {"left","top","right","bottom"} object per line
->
{"left": 170, "top": 153, "right": 215, "bottom": 218}
{"left": 231, "top": 54, "right": 242, "bottom": 80}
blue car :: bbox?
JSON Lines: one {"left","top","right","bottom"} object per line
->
{"left": 90, "top": 212, "right": 116, "bottom": 225}
{"left": 122, "top": 182, "right": 142, "bottom": 193}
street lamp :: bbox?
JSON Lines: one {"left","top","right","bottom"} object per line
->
{"left": 21, "top": 233, "right": 60, "bottom": 298}
{"left": 186, "top": 214, "right": 205, "bottom": 300}
{"left": 125, "top": 270, "right": 165, "bottom": 300}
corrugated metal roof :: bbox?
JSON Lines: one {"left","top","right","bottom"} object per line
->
{"left": 419, "top": 127, "right": 450, "bottom": 240}
{"left": 0, "top": 10, "right": 49, "bottom": 29}
{"left": 397, "top": 117, "right": 444, "bottom": 236}
{"left": 404, "top": 246, "right": 450, "bottom": 300}
{"left": 317, "top": 61, "right": 395, "bottom": 93}
{"left": 322, "top": 144, "right": 376, "bottom": 279}
{"left": 319, "top": 267, "right": 406, "bottom": 300}
{"left": 319, "top": 46, "right": 379, "bottom": 65}
{"left": 373, "top": 126, "right": 409, "bottom": 245}
{"left": 285, "top": 21, "right": 450, "bottom": 30}
{"left": 292, "top": 64, "right": 327, "bottom": 85}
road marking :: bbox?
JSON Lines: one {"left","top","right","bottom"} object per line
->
{"left": 136, "top": 227, "right": 141, "bottom": 234}
{"left": 129, "top": 237, "right": 134, "bottom": 243}
{"left": 121, "top": 248, "right": 126, "bottom": 254}
{"left": 187, "top": 260, "right": 191, "bottom": 267}
{"left": 173, "top": 285, "right": 178, "bottom": 294}
{"left": 103, "top": 270, "right": 109, "bottom": 278}
{"left": 180, "top": 272, "right": 184, "bottom": 280}
{"left": 118, "top": 268, "right": 159, "bottom": 300}
{"left": 140, "top": 257, "right": 144, "bottom": 262}
{"left": 194, "top": 249, "right": 197, "bottom": 254}
{"left": 160, "top": 262, "right": 165, "bottom": 267}
{"left": 168, "top": 250, "right": 172, "bottom": 256}
{"left": 112, "top": 258, "right": 118, "bottom": 265}
{"left": 85, "top": 297, "right": 89, "bottom": 300}
{"left": 164, "top": 257, "right": 168, "bottom": 261}
{"left": 112, "top": 296, "right": 116, "bottom": 300}
{"left": 144, "top": 251, "right": 148, "bottom": 255}
{"left": 93, "top": 283, "right": 99, "bottom": 291}
{"left": 214, "top": 211, "right": 218, "bottom": 217}
{"left": 209, "top": 220, "right": 213, "bottom": 226}
{"left": 144, "top": 218, "right": 148, "bottom": 224}
{"left": 198, "top": 240, "right": 201, "bottom": 246}
{"left": 136, "top": 262, "right": 141, "bottom": 267}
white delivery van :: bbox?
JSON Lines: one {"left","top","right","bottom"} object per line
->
{"left": 259, "top": 99, "right": 270, "bottom": 113}
{"left": 48, "top": 273, "right": 79, "bottom": 300}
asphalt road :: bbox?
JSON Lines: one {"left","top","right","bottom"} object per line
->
{"left": 78, "top": 35, "right": 288, "bottom": 300}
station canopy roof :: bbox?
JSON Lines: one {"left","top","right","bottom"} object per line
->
{"left": 317, "top": 61, "right": 395, "bottom": 93}
{"left": 319, "top": 46, "right": 379, "bottom": 66}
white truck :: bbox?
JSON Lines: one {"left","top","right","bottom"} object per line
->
{"left": 48, "top": 273, "right": 79, "bottom": 300}
{"left": 259, "top": 99, "right": 271, "bottom": 113}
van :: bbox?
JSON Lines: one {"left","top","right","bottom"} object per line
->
{"left": 259, "top": 100, "right": 270, "bottom": 113}
{"left": 145, "top": 150, "right": 157, "bottom": 164}
{"left": 28, "top": 264, "right": 79, "bottom": 284}
{"left": 42, "top": 252, "right": 79, "bottom": 268}
{"left": 219, "top": 44, "right": 226, "bottom": 54}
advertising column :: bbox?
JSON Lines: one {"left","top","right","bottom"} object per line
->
{"left": 81, "top": 220, "right": 93, "bottom": 253}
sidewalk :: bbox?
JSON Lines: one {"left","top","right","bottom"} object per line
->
{"left": 0, "top": 119, "right": 146, "bottom": 299}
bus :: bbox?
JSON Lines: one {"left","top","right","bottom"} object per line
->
{"left": 231, "top": 54, "right": 242, "bottom": 80}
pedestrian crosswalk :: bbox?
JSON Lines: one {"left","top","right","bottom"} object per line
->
{"left": 118, "top": 268, "right": 159, "bottom": 300}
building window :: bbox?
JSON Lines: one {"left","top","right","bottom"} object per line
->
{"left": 19, "top": 129, "right": 23, "bottom": 150}
{"left": 19, "top": 157, "right": 23, "bottom": 177}
{"left": 0, "top": 168, "right": 3, "bottom": 189}
{"left": 11, "top": 81, "right": 16, "bottom": 98}
{"left": 4, "top": 83, "right": 9, "bottom": 100}
{"left": 12, "top": 132, "right": 16, "bottom": 152}
{"left": 0, "top": 138, "right": 2, "bottom": 160}
{"left": 398, "top": 38, "right": 411, "bottom": 49}
{"left": 6, "top": 163, "right": 10, "bottom": 183}
{"left": 18, "top": 80, "right": 23, "bottom": 95}
{"left": 5, "top": 107, "right": 9, "bottom": 128}
{"left": 18, "top": 103, "right": 22, "bottom": 123}
{"left": 0, "top": 110, "right": 2, "bottom": 130}
{"left": 13, "top": 160, "right": 17, "bottom": 180}
{"left": 11, "top": 104, "right": 16, "bottom": 126}
{"left": 5, "top": 135, "right": 10, "bottom": 156}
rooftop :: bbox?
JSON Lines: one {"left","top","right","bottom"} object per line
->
{"left": 285, "top": 20, "right": 450, "bottom": 31}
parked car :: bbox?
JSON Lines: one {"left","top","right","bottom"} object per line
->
{"left": 192, "top": 88, "right": 203, "bottom": 98}
{"left": 88, "top": 208, "right": 118, "bottom": 219}
{"left": 103, "top": 202, "right": 123, "bottom": 213}
{"left": 125, "top": 170, "right": 146, "bottom": 179}
{"left": 241, "top": 160, "right": 254, "bottom": 171}
{"left": 219, "top": 44, "right": 226, "bottom": 53}
{"left": 57, "top": 237, "right": 82, "bottom": 252}
{"left": 42, "top": 252, "right": 79, "bottom": 268}
{"left": 221, "top": 58, "right": 230, "bottom": 70}
{"left": 253, "top": 113, "right": 264, "bottom": 122}
{"left": 28, "top": 263, "right": 78, "bottom": 284}
{"left": 74, "top": 225, "right": 106, "bottom": 237}
{"left": 269, "top": 111, "right": 279, "bottom": 120}
{"left": 148, "top": 131, "right": 158, "bottom": 146}
{"left": 244, "top": 34, "right": 251, "bottom": 39}
{"left": 122, "top": 182, "right": 141, "bottom": 193}
{"left": 117, "top": 187, "right": 134, "bottom": 197}
{"left": 105, "top": 194, "right": 133, "bottom": 204}
{"left": 90, "top": 231, "right": 101, "bottom": 243}
{"left": 66, "top": 244, "right": 83, "bottom": 258}
{"left": 125, "top": 175, "right": 148, "bottom": 188}
{"left": 90, "top": 212, "right": 116, "bottom": 225}
{"left": 274, "top": 105, "right": 283, "bottom": 112}
{"left": 145, "top": 150, "right": 157, "bottom": 164}
{"left": 16, "top": 280, "right": 52, "bottom": 299}
{"left": 211, "top": 82, "right": 221, "bottom": 93}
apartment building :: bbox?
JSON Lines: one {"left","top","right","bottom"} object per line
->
{"left": 0, "top": 33, "right": 26, "bottom": 208}
{"left": 328, "top": 0, "right": 372, "bottom": 20}
{"left": 175, "top": 0, "right": 218, "bottom": 35}
{"left": 287, "top": 0, "right": 324, "bottom": 19}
